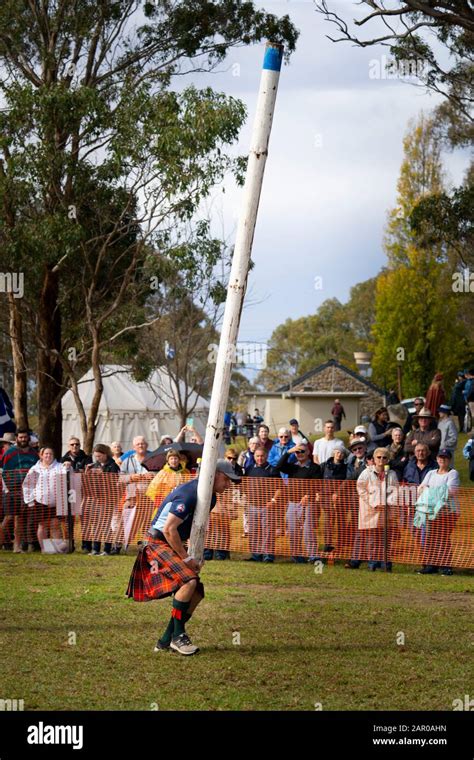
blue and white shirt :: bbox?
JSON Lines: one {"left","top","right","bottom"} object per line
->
{"left": 150, "top": 479, "right": 217, "bottom": 542}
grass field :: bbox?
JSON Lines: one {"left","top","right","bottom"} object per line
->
{"left": 1, "top": 552, "right": 473, "bottom": 711}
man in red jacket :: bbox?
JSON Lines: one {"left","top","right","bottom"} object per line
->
{"left": 331, "top": 399, "right": 346, "bottom": 431}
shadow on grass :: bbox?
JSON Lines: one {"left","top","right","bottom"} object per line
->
{"left": 168, "top": 641, "right": 463, "bottom": 656}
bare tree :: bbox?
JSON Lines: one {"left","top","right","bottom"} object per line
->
{"left": 315, "top": 0, "right": 473, "bottom": 123}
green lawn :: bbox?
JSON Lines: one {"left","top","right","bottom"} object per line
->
{"left": 1, "top": 552, "right": 472, "bottom": 711}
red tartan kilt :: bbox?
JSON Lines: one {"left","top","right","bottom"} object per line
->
{"left": 126, "top": 539, "right": 200, "bottom": 601}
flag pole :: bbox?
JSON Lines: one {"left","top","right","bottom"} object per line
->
{"left": 189, "top": 41, "right": 284, "bottom": 561}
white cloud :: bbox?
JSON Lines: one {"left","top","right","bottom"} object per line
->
{"left": 185, "top": 2, "right": 470, "bottom": 344}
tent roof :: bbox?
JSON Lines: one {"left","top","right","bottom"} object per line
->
{"left": 62, "top": 365, "right": 209, "bottom": 414}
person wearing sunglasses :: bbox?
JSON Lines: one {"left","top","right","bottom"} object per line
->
{"left": 61, "top": 437, "right": 91, "bottom": 472}
{"left": 274, "top": 443, "right": 322, "bottom": 563}
{"left": 268, "top": 428, "right": 295, "bottom": 467}
{"left": 223, "top": 448, "right": 243, "bottom": 477}
{"left": 243, "top": 446, "right": 281, "bottom": 563}
{"left": 346, "top": 447, "right": 399, "bottom": 571}
{"left": 403, "top": 398, "right": 424, "bottom": 434}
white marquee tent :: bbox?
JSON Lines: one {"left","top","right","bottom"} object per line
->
{"left": 61, "top": 365, "right": 209, "bottom": 451}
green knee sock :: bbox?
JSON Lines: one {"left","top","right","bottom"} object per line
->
{"left": 172, "top": 599, "right": 191, "bottom": 638}
{"left": 159, "top": 611, "right": 191, "bottom": 646}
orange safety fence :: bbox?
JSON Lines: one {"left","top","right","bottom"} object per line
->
{"left": 1, "top": 470, "right": 473, "bottom": 569}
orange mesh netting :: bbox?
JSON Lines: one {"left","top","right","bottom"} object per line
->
{"left": 1, "top": 471, "right": 473, "bottom": 568}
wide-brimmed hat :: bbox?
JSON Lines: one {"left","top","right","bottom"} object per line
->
{"left": 0, "top": 433, "right": 15, "bottom": 445}
{"left": 414, "top": 407, "right": 435, "bottom": 419}
{"left": 349, "top": 437, "right": 367, "bottom": 451}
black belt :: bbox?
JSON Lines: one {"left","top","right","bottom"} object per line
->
{"left": 148, "top": 528, "right": 165, "bottom": 541}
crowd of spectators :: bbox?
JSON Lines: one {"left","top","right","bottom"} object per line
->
{"left": 1, "top": 375, "right": 473, "bottom": 573}
{"left": 215, "top": 386, "right": 472, "bottom": 575}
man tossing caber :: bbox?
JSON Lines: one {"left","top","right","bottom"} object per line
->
{"left": 126, "top": 459, "right": 241, "bottom": 655}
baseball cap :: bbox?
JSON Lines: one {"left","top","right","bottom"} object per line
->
{"left": 289, "top": 418, "right": 298, "bottom": 425}
{"left": 215, "top": 459, "right": 241, "bottom": 482}
{"left": 354, "top": 425, "right": 368, "bottom": 435}
{"left": 437, "top": 449, "right": 452, "bottom": 459}
{"left": 438, "top": 404, "right": 451, "bottom": 414}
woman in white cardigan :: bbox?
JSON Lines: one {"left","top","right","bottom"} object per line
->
{"left": 355, "top": 447, "right": 399, "bottom": 571}
{"left": 22, "top": 448, "right": 68, "bottom": 551}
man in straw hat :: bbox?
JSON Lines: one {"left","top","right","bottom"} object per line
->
{"left": 404, "top": 408, "right": 441, "bottom": 459}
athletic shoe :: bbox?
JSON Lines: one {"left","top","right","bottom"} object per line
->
{"left": 416, "top": 566, "right": 438, "bottom": 574}
{"left": 153, "top": 640, "right": 171, "bottom": 652}
{"left": 263, "top": 557, "right": 274, "bottom": 563}
{"left": 441, "top": 568, "right": 453, "bottom": 576}
{"left": 88, "top": 550, "right": 99, "bottom": 556}
{"left": 99, "top": 551, "right": 111, "bottom": 556}
{"left": 170, "top": 633, "right": 199, "bottom": 656}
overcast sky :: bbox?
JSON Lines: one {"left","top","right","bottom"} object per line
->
{"left": 188, "top": 0, "right": 468, "bottom": 373}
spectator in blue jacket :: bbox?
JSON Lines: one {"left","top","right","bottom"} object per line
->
{"left": 463, "top": 436, "right": 474, "bottom": 482}
{"left": 403, "top": 443, "right": 437, "bottom": 485}
{"left": 463, "top": 369, "right": 474, "bottom": 425}
{"left": 238, "top": 437, "right": 260, "bottom": 474}
{"left": 268, "top": 428, "right": 295, "bottom": 467}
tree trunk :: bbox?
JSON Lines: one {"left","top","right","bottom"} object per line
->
{"left": 37, "top": 267, "right": 63, "bottom": 456}
{"left": 68, "top": 375, "right": 89, "bottom": 453}
{"left": 7, "top": 293, "right": 29, "bottom": 430}
{"left": 83, "top": 335, "right": 103, "bottom": 455}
